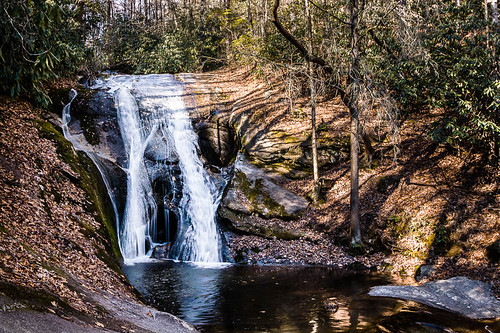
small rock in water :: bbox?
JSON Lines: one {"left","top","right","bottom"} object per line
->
{"left": 150, "top": 243, "right": 171, "bottom": 259}
{"left": 324, "top": 297, "right": 339, "bottom": 313}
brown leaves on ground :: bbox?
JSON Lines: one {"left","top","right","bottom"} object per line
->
{"left": 0, "top": 97, "right": 136, "bottom": 315}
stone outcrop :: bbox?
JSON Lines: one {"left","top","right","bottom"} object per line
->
{"left": 369, "top": 276, "right": 500, "bottom": 319}
{"left": 67, "top": 88, "right": 128, "bottom": 219}
{"left": 196, "top": 110, "right": 238, "bottom": 166}
{"left": 218, "top": 155, "right": 308, "bottom": 240}
{"left": 193, "top": 95, "right": 349, "bottom": 177}
{"left": 229, "top": 108, "right": 350, "bottom": 178}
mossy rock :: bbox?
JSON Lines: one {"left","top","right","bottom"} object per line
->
{"left": 36, "top": 120, "right": 122, "bottom": 274}
{"left": 219, "top": 206, "right": 304, "bottom": 240}
{"left": 221, "top": 154, "right": 309, "bottom": 220}
{"left": 229, "top": 107, "right": 349, "bottom": 177}
{"left": 219, "top": 154, "right": 308, "bottom": 240}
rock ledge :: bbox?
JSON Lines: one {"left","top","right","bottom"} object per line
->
{"left": 369, "top": 276, "right": 500, "bottom": 319}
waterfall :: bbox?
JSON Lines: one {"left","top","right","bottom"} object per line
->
{"left": 63, "top": 74, "right": 222, "bottom": 263}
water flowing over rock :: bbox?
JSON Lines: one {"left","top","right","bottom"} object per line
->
{"left": 369, "top": 276, "right": 500, "bottom": 319}
{"left": 63, "top": 74, "right": 223, "bottom": 263}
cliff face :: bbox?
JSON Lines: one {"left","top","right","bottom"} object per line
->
{"left": 0, "top": 96, "right": 196, "bottom": 332}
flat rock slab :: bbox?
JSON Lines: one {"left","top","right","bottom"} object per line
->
{"left": 369, "top": 276, "right": 500, "bottom": 319}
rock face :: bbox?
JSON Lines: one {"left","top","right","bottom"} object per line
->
{"left": 369, "top": 276, "right": 500, "bottom": 319}
{"left": 196, "top": 103, "right": 349, "bottom": 177}
{"left": 68, "top": 89, "right": 128, "bottom": 219}
{"left": 196, "top": 110, "right": 238, "bottom": 166}
{"left": 151, "top": 243, "right": 172, "bottom": 259}
{"left": 219, "top": 154, "right": 308, "bottom": 239}
{"left": 229, "top": 109, "right": 349, "bottom": 178}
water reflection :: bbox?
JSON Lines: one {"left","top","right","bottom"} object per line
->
{"left": 122, "top": 262, "right": 499, "bottom": 332}
{"left": 124, "top": 262, "right": 394, "bottom": 332}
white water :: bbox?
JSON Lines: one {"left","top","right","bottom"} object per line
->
{"left": 61, "top": 89, "right": 122, "bottom": 239}
{"left": 64, "top": 74, "right": 222, "bottom": 263}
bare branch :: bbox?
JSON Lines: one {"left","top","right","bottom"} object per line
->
{"left": 271, "top": 0, "right": 331, "bottom": 72}
{"left": 306, "top": 0, "right": 351, "bottom": 26}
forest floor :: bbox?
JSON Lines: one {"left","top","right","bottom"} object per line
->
{"left": 181, "top": 65, "right": 500, "bottom": 294}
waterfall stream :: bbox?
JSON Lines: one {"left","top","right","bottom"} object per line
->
{"left": 63, "top": 74, "right": 222, "bottom": 263}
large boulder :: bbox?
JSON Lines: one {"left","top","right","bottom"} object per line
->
{"left": 66, "top": 89, "right": 128, "bottom": 221}
{"left": 219, "top": 155, "right": 308, "bottom": 239}
{"left": 369, "top": 276, "right": 500, "bottom": 319}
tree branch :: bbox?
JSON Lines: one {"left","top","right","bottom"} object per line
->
{"left": 368, "top": 30, "right": 398, "bottom": 61}
{"left": 271, "top": 0, "right": 331, "bottom": 72}
{"left": 307, "top": 0, "right": 351, "bottom": 26}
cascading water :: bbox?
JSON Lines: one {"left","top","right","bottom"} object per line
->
{"left": 63, "top": 74, "right": 223, "bottom": 263}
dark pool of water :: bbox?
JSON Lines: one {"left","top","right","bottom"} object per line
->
{"left": 123, "top": 261, "right": 498, "bottom": 332}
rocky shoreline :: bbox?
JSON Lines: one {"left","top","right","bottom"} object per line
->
{"left": 179, "top": 68, "right": 500, "bottom": 294}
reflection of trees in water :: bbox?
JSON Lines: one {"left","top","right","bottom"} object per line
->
{"left": 124, "top": 263, "right": 495, "bottom": 332}
{"left": 214, "top": 266, "right": 395, "bottom": 332}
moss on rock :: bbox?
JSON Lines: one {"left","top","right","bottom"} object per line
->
{"left": 219, "top": 206, "right": 303, "bottom": 240}
{"left": 36, "top": 120, "right": 121, "bottom": 274}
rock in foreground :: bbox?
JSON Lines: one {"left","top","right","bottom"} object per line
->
{"left": 369, "top": 276, "right": 500, "bottom": 319}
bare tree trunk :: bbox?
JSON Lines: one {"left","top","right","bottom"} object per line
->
{"left": 347, "top": 0, "right": 362, "bottom": 247}
{"left": 271, "top": 0, "right": 359, "bottom": 244}
{"left": 493, "top": 0, "right": 499, "bottom": 73}
{"left": 247, "top": 0, "right": 253, "bottom": 29}
{"left": 261, "top": 0, "right": 267, "bottom": 37}
{"left": 486, "top": 0, "right": 490, "bottom": 52}
{"left": 305, "top": 0, "right": 320, "bottom": 202}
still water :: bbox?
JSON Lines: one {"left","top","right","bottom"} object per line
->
{"left": 123, "top": 261, "right": 497, "bottom": 332}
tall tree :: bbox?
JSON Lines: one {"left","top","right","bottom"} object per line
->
{"left": 304, "top": 0, "right": 320, "bottom": 202}
{"left": 345, "top": 0, "right": 362, "bottom": 246}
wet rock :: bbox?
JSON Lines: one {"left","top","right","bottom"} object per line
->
{"left": 369, "top": 276, "right": 500, "bottom": 319}
{"left": 151, "top": 243, "right": 172, "bottom": 259}
{"left": 66, "top": 89, "right": 128, "bottom": 222}
{"left": 70, "top": 89, "right": 126, "bottom": 165}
